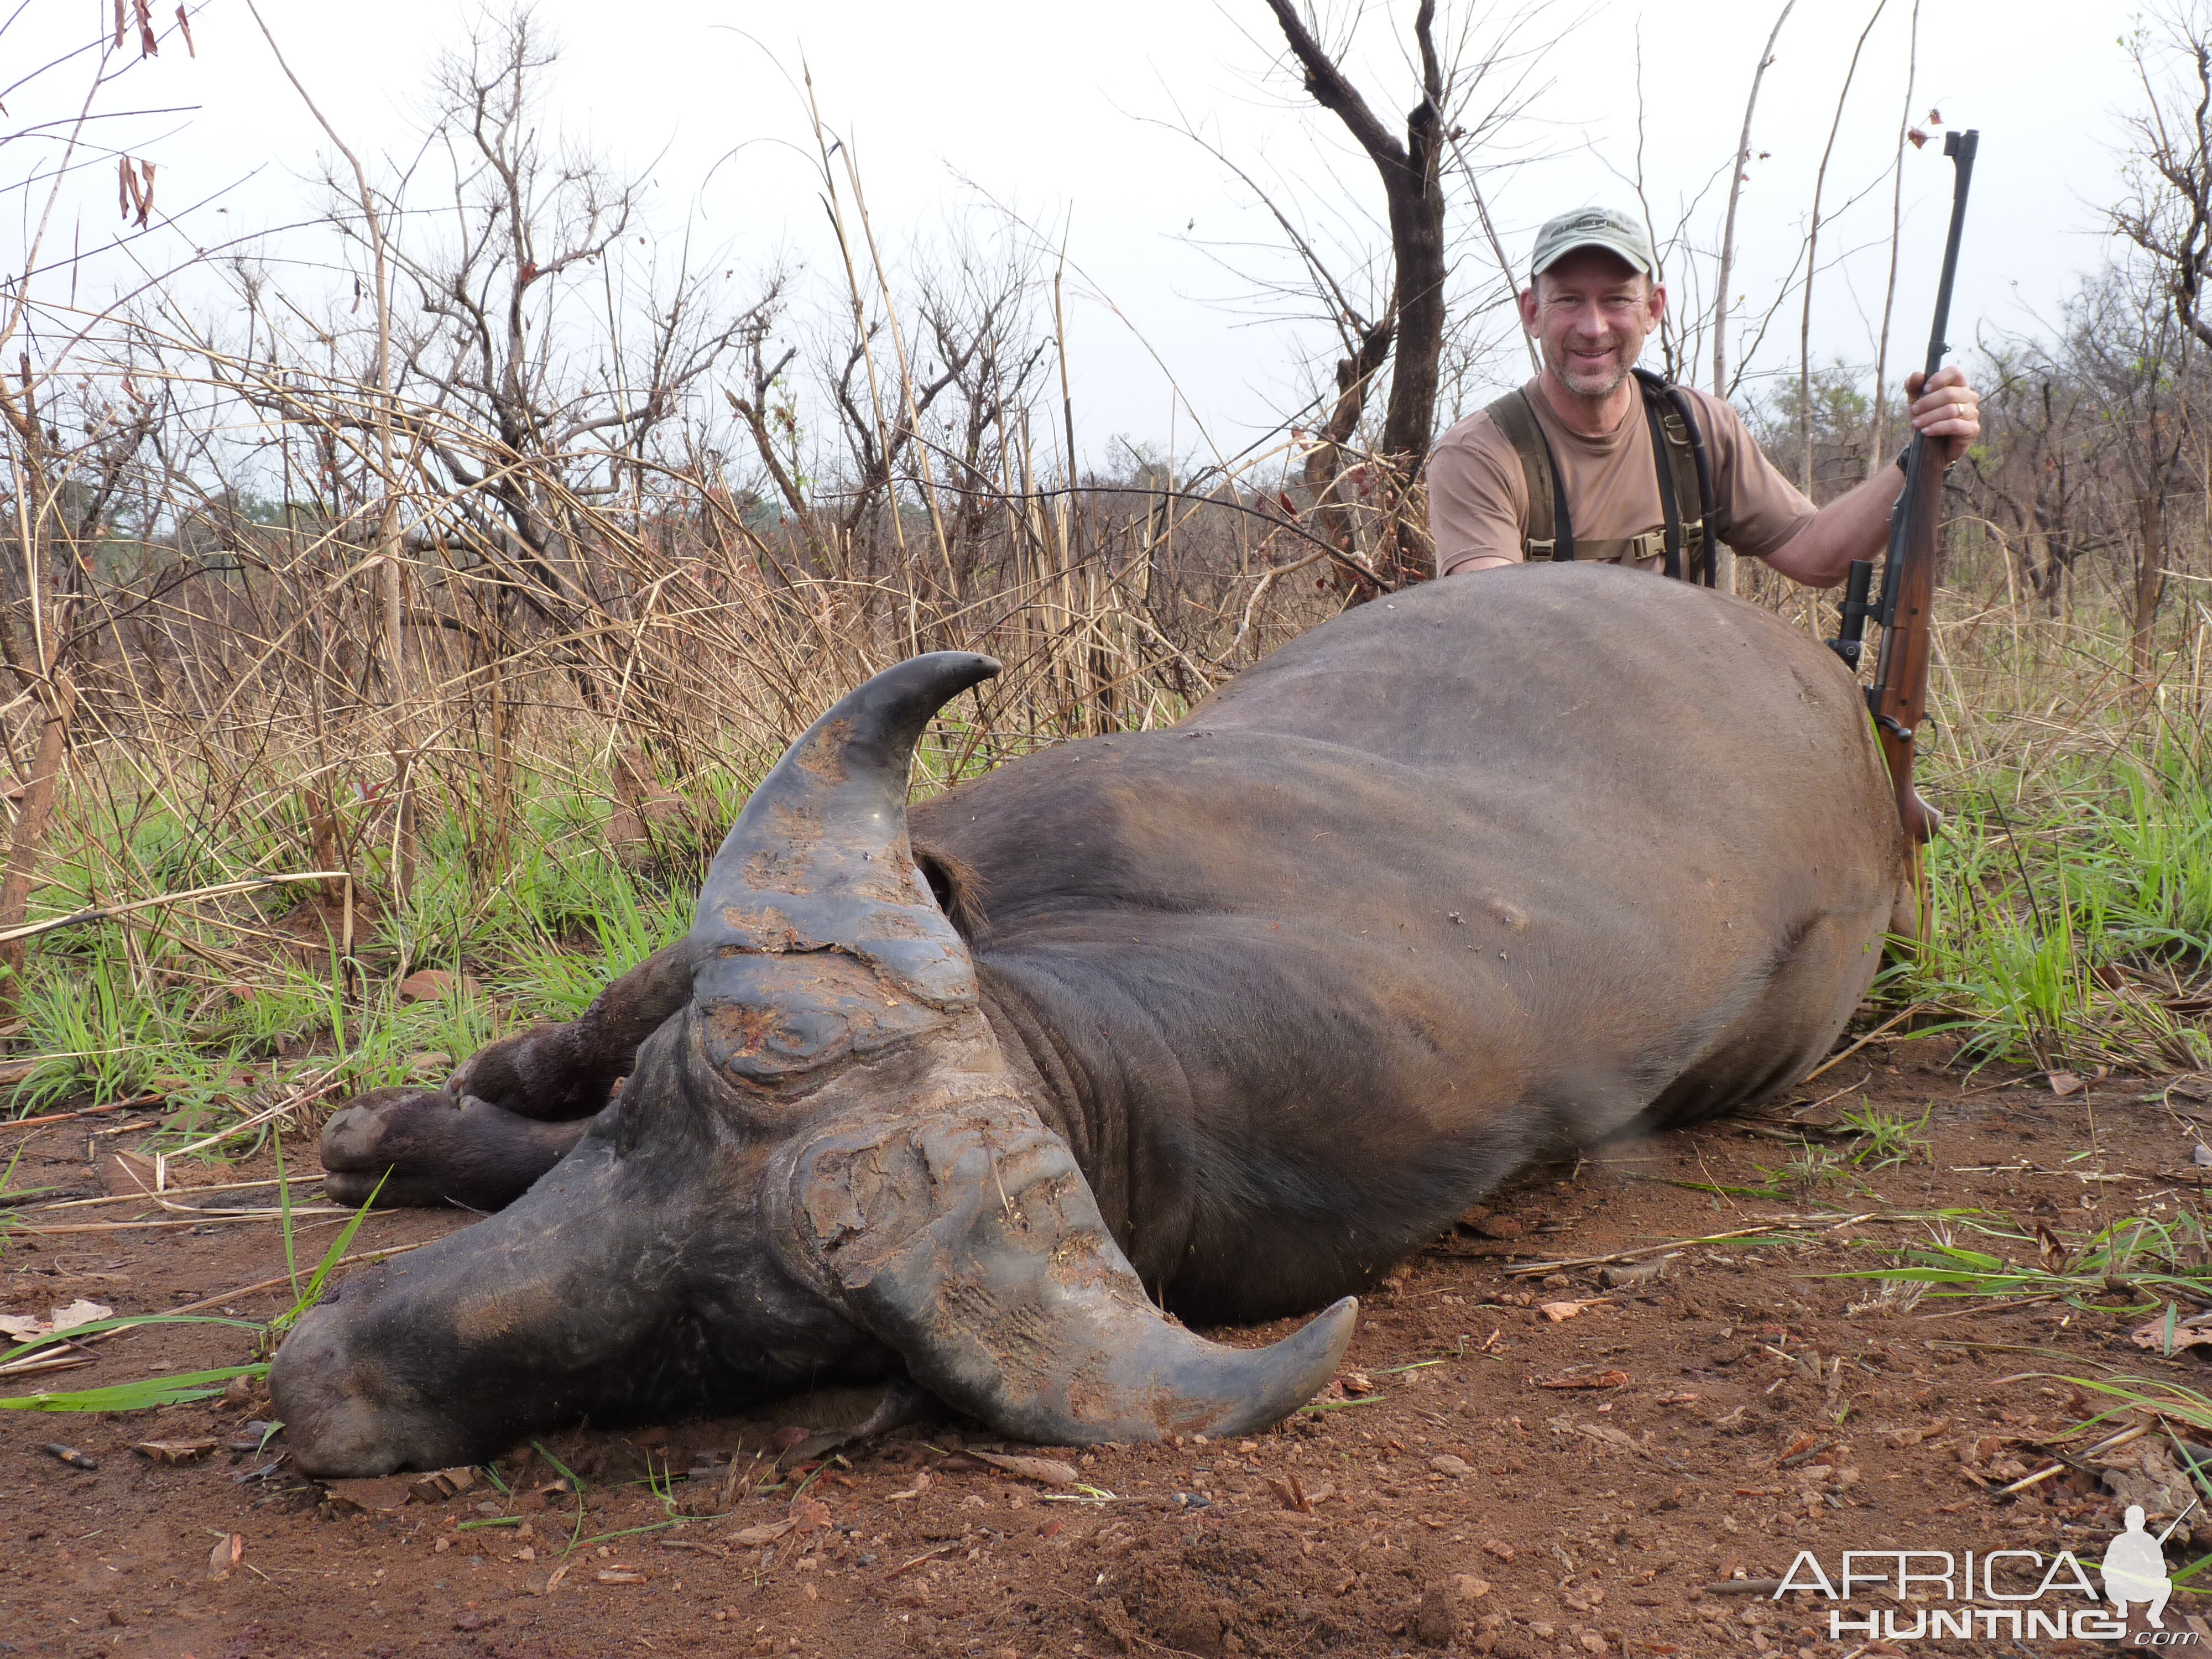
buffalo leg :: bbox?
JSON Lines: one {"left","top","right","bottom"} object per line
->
{"left": 451, "top": 940, "right": 695, "bottom": 1120}
{"left": 320, "top": 942, "right": 693, "bottom": 1209}
{"left": 321, "top": 1089, "right": 594, "bottom": 1210}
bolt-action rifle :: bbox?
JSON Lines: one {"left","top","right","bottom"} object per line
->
{"left": 1828, "top": 128, "right": 1978, "bottom": 846}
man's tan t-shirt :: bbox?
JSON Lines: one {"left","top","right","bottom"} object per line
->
{"left": 1426, "top": 377, "right": 1817, "bottom": 578}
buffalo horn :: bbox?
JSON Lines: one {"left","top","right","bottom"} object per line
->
{"left": 778, "top": 1089, "right": 1359, "bottom": 1444}
{"left": 690, "top": 652, "right": 1000, "bottom": 1088}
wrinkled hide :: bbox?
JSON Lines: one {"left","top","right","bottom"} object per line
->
{"left": 282, "top": 566, "right": 1903, "bottom": 1474}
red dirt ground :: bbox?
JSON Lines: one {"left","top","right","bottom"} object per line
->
{"left": 6, "top": 1044, "right": 2212, "bottom": 1659}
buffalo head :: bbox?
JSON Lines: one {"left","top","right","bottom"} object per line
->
{"left": 271, "top": 653, "right": 1355, "bottom": 1475}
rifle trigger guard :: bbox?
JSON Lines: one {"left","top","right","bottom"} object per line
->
{"left": 1873, "top": 713, "right": 1916, "bottom": 743}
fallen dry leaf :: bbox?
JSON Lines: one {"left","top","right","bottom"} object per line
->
{"left": 207, "top": 1533, "right": 243, "bottom": 1581}
{"left": 52, "top": 1300, "right": 112, "bottom": 1332}
{"left": 969, "top": 1449, "right": 1079, "bottom": 1487}
{"left": 1598, "top": 1257, "right": 1672, "bottom": 1288}
{"left": 323, "top": 1474, "right": 414, "bottom": 1514}
{"left": 1340, "top": 1370, "right": 1375, "bottom": 1396}
{"left": 410, "top": 1466, "right": 481, "bottom": 1504}
{"left": 2047, "top": 1071, "right": 2084, "bottom": 1097}
{"left": 2132, "top": 1317, "right": 2212, "bottom": 1355}
{"left": 134, "top": 1439, "right": 216, "bottom": 1464}
{"left": 403, "top": 1050, "right": 454, "bottom": 1082}
{"left": 397, "top": 968, "right": 481, "bottom": 1003}
{"left": 790, "top": 1495, "right": 832, "bottom": 1532}
{"left": 1879, "top": 1418, "right": 1950, "bottom": 1449}
{"left": 724, "top": 1519, "right": 795, "bottom": 1547}
{"left": 885, "top": 1469, "right": 932, "bottom": 1502}
{"left": 0, "top": 1299, "right": 115, "bottom": 1343}
{"left": 1538, "top": 1300, "right": 1605, "bottom": 1323}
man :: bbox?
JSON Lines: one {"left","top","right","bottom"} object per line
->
{"left": 2102, "top": 1505, "right": 2174, "bottom": 1628}
{"left": 1427, "top": 206, "right": 1981, "bottom": 586}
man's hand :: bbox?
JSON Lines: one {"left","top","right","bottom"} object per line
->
{"left": 1905, "top": 364, "right": 1980, "bottom": 466}
{"left": 1766, "top": 363, "right": 1984, "bottom": 588}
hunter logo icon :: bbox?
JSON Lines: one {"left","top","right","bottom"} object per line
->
{"left": 2105, "top": 1501, "right": 2197, "bottom": 1628}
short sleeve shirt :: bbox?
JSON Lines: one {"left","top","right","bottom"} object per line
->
{"left": 1426, "top": 377, "right": 1818, "bottom": 578}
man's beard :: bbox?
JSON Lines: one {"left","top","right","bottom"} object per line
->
{"left": 1542, "top": 337, "right": 1631, "bottom": 400}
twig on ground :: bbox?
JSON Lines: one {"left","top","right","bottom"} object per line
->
{"left": 1504, "top": 1214, "right": 1886, "bottom": 1277}
{"left": 1801, "top": 1008, "right": 1927, "bottom": 1083}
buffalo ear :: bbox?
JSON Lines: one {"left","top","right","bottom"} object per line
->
{"left": 913, "top": 845, "right": 988, "bottom": 940}
{"left": 778, "top": 1077, "right": 1355, "bottom": 1445}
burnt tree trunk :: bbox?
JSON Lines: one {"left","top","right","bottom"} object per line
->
{"left": 1304, "top": 318, "right": 1396, "bottom": 591}
{"left": 1266, "top": 0, "right": 1448, "bottom": 591}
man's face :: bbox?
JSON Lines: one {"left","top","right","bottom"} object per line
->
{"left": 1518, "top": 248, "right": 1665, "bottom": 400}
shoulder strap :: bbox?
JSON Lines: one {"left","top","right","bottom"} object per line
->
{"left": 1639, "top": 387, "right": 1686, "bottom": 581}
{"left": 1665, "top": 382, "right": 1723, "bottom": 587}
{"left": 1633, "top": 369, "right": 1719, "bottom": 586}
{"left": 1483, "top": 389, "right": 1572, "bottom": 562}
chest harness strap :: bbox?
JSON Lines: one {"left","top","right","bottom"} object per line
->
{"left": 1481, "top": 369, "right": 1722, "bottom": 585}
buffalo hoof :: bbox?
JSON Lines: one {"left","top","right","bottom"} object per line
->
{"left": 321, "top": 1087, "right": 589, "bottom": 1211}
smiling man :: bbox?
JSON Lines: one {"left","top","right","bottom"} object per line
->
{"left": 1427, "top": 206, "right": 1981, "bottom": 586}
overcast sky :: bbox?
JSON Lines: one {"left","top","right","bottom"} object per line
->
{"left": 6, "top": 0, "right": 2155, "bottom": 464}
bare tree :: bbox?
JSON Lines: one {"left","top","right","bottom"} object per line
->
{"left": 1796, "top": 0, "right": 1888, "bottom": 496}
{"left": 2109, "top": 3, "right": 2212, "bottom": 671}
{"left": 1959, "top": 342, "right": 2114, "bottom": 609}
{"left": 344, "top": 12, "right": 779, "bottom": 650}
{"left": 1867, "top": 0, "right": 1923, "bottom": 473}
{"left": 1263, "top": 0, "right": 1450, "bottom": 590}
{"left": 2114, "top": 6, "right": 2212, "bottom": 351}
{"left": 1712, "top": 0, "right": 1797, "bottom": 402}
{"left": 0, "top": 4, "right": 180, "bottom": 1000}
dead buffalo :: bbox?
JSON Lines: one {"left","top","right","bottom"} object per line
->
{"left": 271, "top": 564, "right": 1906, "bottom": 1477}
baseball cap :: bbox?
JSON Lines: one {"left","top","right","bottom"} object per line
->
{"left": 1528, "top": 207, "right": 1657, "bottom": 283}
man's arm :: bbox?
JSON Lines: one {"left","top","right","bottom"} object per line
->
{"left": 1763, "top": 366, "right": 1982, "bottom": 589}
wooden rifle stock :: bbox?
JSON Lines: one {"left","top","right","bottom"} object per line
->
{"left": 1860, "top": 128, "right": 1978, "bottom": 846}
{"left": 1868, "top": 456, "right": 1947, "bottom": 843}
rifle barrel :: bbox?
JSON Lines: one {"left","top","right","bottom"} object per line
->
{"left": 1865, "top": 129, "right": 1979, "bottom": 849}
{"left": 1922, "top": 130, "right": 1980, "bottom": 382}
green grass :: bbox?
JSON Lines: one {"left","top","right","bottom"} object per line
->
{"left": 0, "top": 1153, "right": 385, "bottom": 1411}
{"left": 1895, "top": 727, "right": 2212, "bottom": 1072}
{"left": 1832, "top": 1209, "right": 2212, "bottom": 1313}
{"left": 0, "top": 1363, "right": 269, "bottom": 1412}
{"left": 1, "top": 763, "right": 703, "bottom": 1130}
{"left": 1835, "top": 1102, "right": 1934, "bottom": 1170}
